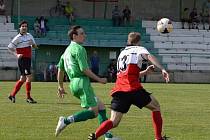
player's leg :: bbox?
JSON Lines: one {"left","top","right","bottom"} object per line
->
{"left": 8, "top": 58, "right": 26, "bottom": 103}
{"left": 8, "top": 75, "right": 25, "bottom": 103}
{"left": 25, "top": 74, "right": 37, "bottom": 103}
{"left": 22, "top": 58, "right": 36, "bottom": 103}
{"left": 97, "top": 98, "right": 114, "bottom": 139}
{"left": 145, "top": 95, "right": 163, "bottom": 140}
{"left": 88, "top": 110, "right": 123, "bottom": 140}
{"left": 55, "top": 78, "right": 97, "bottom": 137}
{"left": 89, "top": 92, "right": 130, "bottom": 140}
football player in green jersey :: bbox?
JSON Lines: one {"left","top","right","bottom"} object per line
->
{"left": 55, "top": 25, "right": 114, "bottom": 140}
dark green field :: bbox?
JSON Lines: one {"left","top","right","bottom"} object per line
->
{"left": 0, "top": 82, "right": 210, "bottom": 140}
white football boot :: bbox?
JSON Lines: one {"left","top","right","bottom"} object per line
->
{"left": 55, "top": 116, "right": 67, "bottom": 137}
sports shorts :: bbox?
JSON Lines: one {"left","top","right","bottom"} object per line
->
{"left": 111, "top": 89, "right": 152, "bottom": 113}
{"left": 70, "top": 77, "right": 97, "bottom": 108}
{"left": 18, "top": 57, "right": 31, "bottom": 76}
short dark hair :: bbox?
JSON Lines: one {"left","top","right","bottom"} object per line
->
{"left": 19, "top": 20, "right": 28, "bottom": 28}
{"left": 68, "top": 25, "right": 82, "bottom": 40}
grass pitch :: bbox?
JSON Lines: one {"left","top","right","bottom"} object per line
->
{"left": 0, "top": 82, "right": 210, "bottom": 140}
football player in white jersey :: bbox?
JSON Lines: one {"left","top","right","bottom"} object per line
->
{"left": 8, "top": 20, "right": 38, "bottom": 103}
{"left": 88, "top": 32, "right": 169, "bottom": 140}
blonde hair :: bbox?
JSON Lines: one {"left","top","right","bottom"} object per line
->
{"left": 127, "top": 32, "right": 141, "bottom": 45}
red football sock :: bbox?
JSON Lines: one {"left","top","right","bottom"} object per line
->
{"left": 26, "top": 82, "right": 31, "bottom": 98}
{"left": 95, "top": 120, "right": 113, "bottom": 138}
{"left": 152, "top": 111, "right": 163, "bottom": 140}
{"left": 11, "top": 80, "right": 24, "bottom": 97}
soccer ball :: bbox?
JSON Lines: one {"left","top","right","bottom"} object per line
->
{"left": 157, "top": 18, "right": 173, "bottom": 33}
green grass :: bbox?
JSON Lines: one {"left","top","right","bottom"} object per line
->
{"left": 0, "top": 82, "right": 210, "bottom": 140}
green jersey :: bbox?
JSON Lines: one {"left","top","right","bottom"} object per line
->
{"left": 57, "top": 41, "right": 97, "bottom": 108}
{"left": 57, "top": 41, "right": 89, "bottom": 80}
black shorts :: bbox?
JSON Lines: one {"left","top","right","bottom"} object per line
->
{"left": 111, "top": 89, "right": 152, "bottom": 113}
{"left": 18, "top": 57, "right": 31, "bottom": 76}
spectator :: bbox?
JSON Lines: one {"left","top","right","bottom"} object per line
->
{"left": 200, "top": 8, "right": 210, "bottom": 30}
{"left": 90, "top": 50, "right": 100, "bottom": 76}
{"left": 49, "top": 62, "right": 57, "bottom": 81}
{"left": 181, "top": 8, "right": 190, "bottom": 29}
{"left": 56, "top": 0, "right": 64, "bottom": 14}
{"left": 112, "top": 5, "right": 121, "bottom": 26}
{"left": 38, "top": 16, "right": 48, "bottom": 37}
{"left": 33, "top": 18, "right": 41, "bottom": 38}
{"left": 141, "top": 59, "right": 148, "bottom": 83}
{"left": 64, "top": 1, "right": 75, "bottom": 24}
{"left": 189, "top": 8, "right": 200, "bottom": 29}
{"left": 0, "top": 0, "right": 8, "bottom": 23}
{"left": 122, "top": 5, "right": 131, "bottom": 26}
{"left": 107, "top": 59, "right": 117, "bottom": 82}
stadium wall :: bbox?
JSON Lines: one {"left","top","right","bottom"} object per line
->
{"left": 0, "top": 69, "right": 18, "bottom": 80}
{"left": 146, "top": 71, "right": 210, "bottom": 83}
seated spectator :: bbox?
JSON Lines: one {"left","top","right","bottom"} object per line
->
{"left": 107, "top": 59, "right": 117, "bottom": 82}
{"left": 33, "top": 18, "right": 41, "bottom": 38}
{"left": 181, "top": 8, "right": 190, "bottom": 29}
{"left": 38, "top": 16, "right": 48, "bottom": 37}
{"left": 122, "top": 5, "right": 131, "bottom": 26}
{"left": 140, "top": 59, "right": 148, "bottom": 83}
{"left": 0, "top": 0, "right": 8, "bottom": 23}
{"left": 189, "top": 8, "right": 200, "bottom": 29}
{"left": 56, "top": 0, "right": 64, "bottom": 11}
{"left": 49, "top": 62, "right": 57, "bottom": 81}
{"left": 112, "top": 5, "right": 121, "bottom": 26}
{"left": 200, "top": 8, "right": 210, "bottom": 30}
{"left": 64, "top": 1, "right": 75, "bottom": 24}
{"left": 90, "top": 50, "right": 100, "bottom": 76}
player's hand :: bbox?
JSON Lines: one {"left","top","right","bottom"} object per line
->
{"left": 162, "top": 69, "right": 169, "bottom": 83}
{"left": 146, "top": 65, "right": 155, "bottom": 74}
{"left": 57, "top": 87, "right": 66, "bottom": 98}
{"left": 98, "top": 78, "right": 107, "bottom": 84}
{"left": 16, "top": 54, "right": 23, "bottom": 58}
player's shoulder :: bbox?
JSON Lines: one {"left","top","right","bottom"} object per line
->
{"left": 26, "top": 32, "right": 33, "bottom": 37}
{"left": 124, "top": 45, "right": 147, "bottom": 51}
{"left": 11, "top": 33, "right": 21, "bottom": 41}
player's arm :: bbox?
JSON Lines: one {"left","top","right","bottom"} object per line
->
{"left": 32, "top": 44, "right": 38, "bottom": 49}
{"left": 29, "top": 34, "right": 38, "bottom": 49}
{"left": 57, "top": 68, "right": 66, "bottom": 98}
{"left": 78, "top": 48, "right": 107, "bottom": 84}
{"left": 139, "top": 65, "right": 155, "bottom": 78}
{"left": 147, "top": 54, "right": 170, "bottom": 83}
{"left": 8, "top": 47, "right": 17, "bottom": 57}
{"left": 29, "top": 39, "right": 38, "bottom": 49}
{"left": 57, "top": 56, "right": 66, "bottom": 98}
{"left": 83, "top": 68, "right": 107, "bottom": 84}
{"left": 8, "top": 41, "right": 22, "bottom": 58}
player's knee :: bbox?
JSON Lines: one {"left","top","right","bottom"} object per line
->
{"left": 19, "top": 76, "right": 26, "bottom": 82}
{"left": 112, "top": 120, "right": 120, "bottom": 128}
{"left": 89, "top": 107, "right": 99, "bottom": 117}
{"left": 26, "top": 75, "right": 32, "bottom": 82}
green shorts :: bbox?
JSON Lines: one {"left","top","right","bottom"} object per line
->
{"left": 70, "top": 77, "right": 97, "bottom": 108}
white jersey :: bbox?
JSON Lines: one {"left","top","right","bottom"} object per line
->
{"left": 117, "top": 46, "right": 150, "bottom": 73}
{"left": 8, "top": 33, "right": 36, "bottom": 58}
{"left": 111, "top": 45, "right": 150, "bottom": 94}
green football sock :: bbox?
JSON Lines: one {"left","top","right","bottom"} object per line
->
{"left": 73, "top": 110, "right": 96, "bottom": 122}
{"left": 98, "top": 110, "right": 113, "bottom": 138}
{"left": 64, "top": 110, "right": 96, "bottom": 125}
{"left": 98, "top": 109, "right": 108, "bottom": 124}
